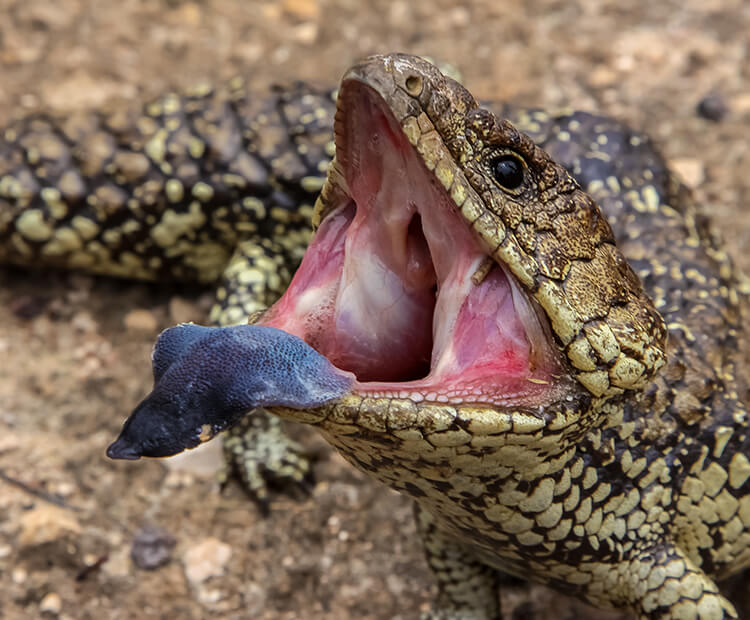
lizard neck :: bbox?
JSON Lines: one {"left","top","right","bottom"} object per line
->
{"left": 270, "top": 394, "right": 607, "bottom": 485}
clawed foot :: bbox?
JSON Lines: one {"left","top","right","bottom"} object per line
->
{"left": 220, "top": 409, "right": 314, "bottom": 514}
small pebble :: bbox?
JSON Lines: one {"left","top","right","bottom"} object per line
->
{"left": 71, "top": 310, "right": 98, "bottom": 333}
{"left": 51, "top": 481, "right": 77, "bottom": 498}
{"left": 696, "top": 92, "right": 729, "bottom": 122}
{"left": 83, "top": 553, "right": 100, "bottom": 567}
{"left": 40, "top": 592, "right": 62, "bottom": 615}
{"left": 18, "top": 505, "right": 81, "bottom": 548}
{"left": 244, "top": 582, "right": 267, "bottom": 616}
{"left": 729, "top": 92, "right": 750, "bottom": 114}
{"left": 282, "top": 0, "right": 320, "bottom": 20}
{"left": 669, "top": 158, "right": 705, "bottom": 188}
{"left": 197, "top": 588, "right": 223, "bottom": 604}
{"left": 9, "top": 295, "right": 49, "bottom": 320}
{"left": 183, "top": 538, "right": 232, "bottom": 585}
{"left": 292, "top": 22, "right": 319, "bottom": 45}
{"left": 123, "top": 309, "right": 158, "bottom": 333}
{"left": 130, "top": 525, "right": 176, "bottom": 570}
{"left": 172, "top": 2, "right": 201, "bottom": 25}
{"left": 12, "top": 567, "right": 27, "bottom": 584}
{"left": 448, "top": 6, "right": 470, "bottom": 27}
{"left": 102, "top": 548, "right": 131, "bottom": 578}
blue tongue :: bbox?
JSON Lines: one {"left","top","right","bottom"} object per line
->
{"left": 106, "top": 324, "right": 353, "bottom": 460}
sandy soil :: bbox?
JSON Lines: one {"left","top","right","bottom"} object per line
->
{"left": 0, "top": 1, "right": 749, "bottom": 618}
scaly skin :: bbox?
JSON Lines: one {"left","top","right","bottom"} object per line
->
{"left": 2, "top": 54, "right": 749, "bottom": 617}
{"left": 266, "top": 56, "right": 749, "bottom": 619}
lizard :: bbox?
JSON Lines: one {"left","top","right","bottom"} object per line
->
{"left": 3, "top": 53, "right": 750, "bottom": 618}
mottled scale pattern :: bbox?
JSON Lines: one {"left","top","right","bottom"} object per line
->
{"left": 0, "top": 80, "right": 333, "bottom": 286}
{"left": 512, "top": 105, "right": 750, "bottom": 583}
{"left": 2, "top": 53, "right": 749, "bottom": 619}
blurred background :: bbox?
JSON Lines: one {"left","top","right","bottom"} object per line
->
{"left": 0, "top": 1, "right": 748, "bottom": 618}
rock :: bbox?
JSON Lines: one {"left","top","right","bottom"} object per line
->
{"left": 171, "top": 2, "right": 201, "bottom": 26}
{"left": 130, "top": 525, "right": 176, "bottom": 570}
{"left": 40, "top": 592, "right": 62, "bottom": 615}
{"left": 18, "top": 505, "right": 81, "bottom": 549}
{"left": 71, "top": 310, "right": 98, "bottom": 333}
{"left": 669, "top": 158, "right": 705, "bottom": 188}
{"left": 123, "top": 309, "right": 158, "bottom": 333}
{"left": 696, "top": 92, "right": 729, "bottom": 122}
{"left": 730, "top": 92, "right": 750, "bottom": 115}
{"left": 244, "top": 582, "right": 268, "bottom": 617}
{"left": 183, "top": 537, "right": 232, "bottom": 586}
{"left": 197, "top": 588, "right": 223, "bottom": 604}
{"left": 102, "top": 547, "right": 131, "bottom": 578}
{"left": 588, "top": 66, "right": 618, "bottom": 88}
{"left": 12, "top": 567, "right": 27, "bottom": 584}
{"left": 50, "top": 481, "right": 76, "bottom": 498}
{"left": 282, "top": 0, "right": 320, "bottom": 20}
{"left": 292, "top": 22, "right": 319, "bottom": 45}
{"left": 9, "top": 295, "right": 49, "bottom": 320}
{"left": 448, "top": 6, "right": 470, "bottom": 27}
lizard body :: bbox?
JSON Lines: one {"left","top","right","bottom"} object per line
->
{"left": 3, "top": 54, "right": 749, "bottom": 618}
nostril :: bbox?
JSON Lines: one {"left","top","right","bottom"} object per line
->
{"left": 405, "top": 75, "right": 422, "bottom": 96}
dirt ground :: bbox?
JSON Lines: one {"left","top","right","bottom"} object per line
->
{"left": 0, "top": 1, "right": 749, "bottom": 619}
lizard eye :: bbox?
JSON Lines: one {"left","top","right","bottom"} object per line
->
{"left": 491, "top": 155, "right": 525, "bottom": 191}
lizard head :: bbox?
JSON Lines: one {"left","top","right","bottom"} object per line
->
{"left": 259, "top": 53, "right": 666, "bottom": 436}
{"left": 107, "top": 53, "right": 669, "bottom": 466}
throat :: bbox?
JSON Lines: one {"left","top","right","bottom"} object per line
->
{"left": 331, "top": 209, "right": 436, "bottom": 381}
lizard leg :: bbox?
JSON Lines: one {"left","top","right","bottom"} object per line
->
{"left": 631, "top": 546, "right": 738, "bottom": 619}
{"left": 210, "top": 238, "right": 313, "bottom": 510}
{"left": 220, "top": 409, "right": 312, "bottom": 514}
{"left": 415, "top": 503, "right": 501, "bottom": 620}
{"left": 209, "top": 237, "right": 291, "bottom": 326}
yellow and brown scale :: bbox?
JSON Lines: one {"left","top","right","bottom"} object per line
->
{"left": 2, "top": 54, "right": 749, "bottom": 618}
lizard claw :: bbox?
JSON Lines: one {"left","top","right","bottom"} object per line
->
{"left": 220, "top": 409, "right": 315, "bottom": 515}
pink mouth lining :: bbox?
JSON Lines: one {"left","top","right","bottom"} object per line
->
{"left": 261, "top": 82, "right": 563, "bottom": 407}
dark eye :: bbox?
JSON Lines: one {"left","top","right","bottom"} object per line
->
{"left": 491, "top": 155, "right": 525, "bottom": 190}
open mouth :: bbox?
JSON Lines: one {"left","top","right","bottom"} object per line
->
{"left": 260, "top": 79, "right": 567, "bottom": 407}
